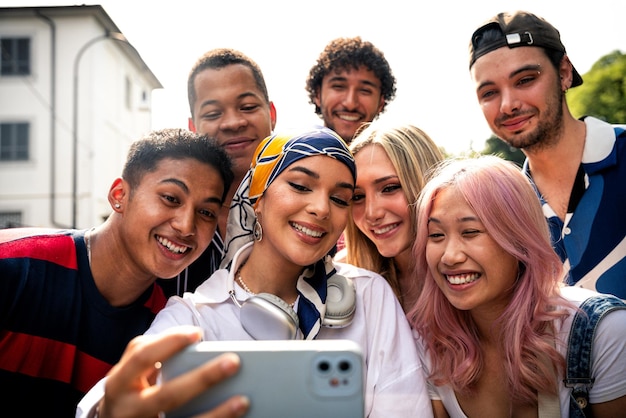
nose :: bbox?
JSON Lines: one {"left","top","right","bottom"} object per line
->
{"left": 219, "top": 110, "right": 247, "bottom": 131}
{"left": 364, "top": 196, "right": 383, "bottom": 224}
{"left": 440, "top": 237, "right": 466, "bottom": 266}
{"left": 307, "top": 194, "right": 330, "bottom": 220}
{"left": 500, "top": 88, "right": 521, "bottom": 115}
{"left": 171, "top": 206, "right": 196, "bottom": 236}
{"left": 342, "top": 87, "right": 359, "bottom": 110}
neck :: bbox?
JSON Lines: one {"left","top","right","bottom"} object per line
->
{"left": 89, "top": 219, "right": 156, "bottom": 307}
{"left": 238, "top": 245, "right": 302, "bottom": 303}
{"left": 524, "top": 111, "right": 586, "bottom": 176}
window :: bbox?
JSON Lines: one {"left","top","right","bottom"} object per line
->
{"left": 1, "top": 37, "right": 31, "bottom": 76}
{"left": 0, "top": 122, "right": 29, "bottom": 161}
{"left": 0, "top": 211, "right": 22, "bottom": 228}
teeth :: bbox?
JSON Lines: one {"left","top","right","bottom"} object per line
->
{"left": 291, "top": 222, "right": 323, "bottom": 238}
{"left": 373, "top": 223, "right": 398, "bottom": 235}
{"left": 446, "top": 273, "right": 480, "bottom": 285}
{"left": 157, "top": 236, "right": 190, "bottom": 254}
{"left": 339, "top": 115, "right": 359, "bottom": 122}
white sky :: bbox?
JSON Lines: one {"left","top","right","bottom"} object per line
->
{"left": 6, "top": 0, "right": 626, "bottom": 153}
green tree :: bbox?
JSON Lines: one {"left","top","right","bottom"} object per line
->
{"left": 481, "top": 135, "right": 525, "bottom": 167}
{"left": 568, "top": 50, "right": 626, "bottom": 122}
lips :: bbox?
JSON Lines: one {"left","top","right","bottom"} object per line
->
{"left": 372, "top": 223, "right": 399, "bottom": 236}
{"left": 445, "top": 272, "right": 480, "bottom": 285}
{"left": 157, "top": 235, "right": 191, "bottom": 254}
{"left": 290, "top": 222, "right": 324, "bottom": 238}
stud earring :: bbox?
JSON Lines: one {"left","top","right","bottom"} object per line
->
{"left": 114, "top": 203, "right": 121, "bottom": 209}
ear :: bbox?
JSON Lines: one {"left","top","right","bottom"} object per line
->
{"left": 559, "top": 56, "right": 574, "bottom": 91}
{"left": 188, "top": 117, "right": 197, "bottom": 133}
{"left": 108, "top": 178, "right": 127, "bottom": 212}
{"left": 376, "top": 95, "right": 385, "bottom": 116}
{"left": 313, "top": 90, "right": 322, "bottom": 108}
{"left": 269, "top": 101, "right": 277, "bottom": 131}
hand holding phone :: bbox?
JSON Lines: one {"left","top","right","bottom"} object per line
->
{"left": 161, "top": 339, "right": 365, "bottom": 418}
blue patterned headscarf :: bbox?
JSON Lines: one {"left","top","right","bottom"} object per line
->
{"left": 220, "top": 126, "right": 356, "bottom": 339}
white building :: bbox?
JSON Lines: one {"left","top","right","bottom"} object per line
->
{"left": 0, "top": 5, "right": 161, "bottom": 229}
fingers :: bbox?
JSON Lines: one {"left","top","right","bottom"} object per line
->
{"left": 109, "top": 326, "right": 202, "bottom": 393}
{"left": 155, "top": 353, "right": 242, "bottom": 412}
{"left": 196, "top": 395, "right": 250, "bottom": 418}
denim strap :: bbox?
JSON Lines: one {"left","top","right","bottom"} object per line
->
{"left": 565, "top": 294, "right": 626, "bottom": 417}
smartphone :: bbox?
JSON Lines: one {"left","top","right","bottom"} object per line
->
{"left": 161, "top": 339, "right": 365, "bottom": 418}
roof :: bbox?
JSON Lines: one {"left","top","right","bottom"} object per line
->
{"left": 0, "top": 4, "right": 162, "bottom": 89}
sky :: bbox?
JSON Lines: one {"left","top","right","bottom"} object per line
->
{"left": 5, "top": 0, "right": 625, "bottom": 153}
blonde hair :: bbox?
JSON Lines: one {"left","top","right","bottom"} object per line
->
{"left": 344, "top": 123, "right": 443, "bottom": 308}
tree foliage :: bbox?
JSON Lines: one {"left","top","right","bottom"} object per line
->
{"left": 481, "top": 135, "right": 525, "bottom": 167}
{"left": 568, "top": 50, "right": 626, "bottom": 122}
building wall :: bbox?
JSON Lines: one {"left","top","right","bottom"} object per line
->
{"left": 0, "top": 8, "right": 159, "bottom": 229}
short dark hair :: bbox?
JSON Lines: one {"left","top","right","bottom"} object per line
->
{"left": 305, "top": 37, "right": 396, "bottom": 115}
{"left": 123, "top": 128, "right": 234, "bottom": 202}
{"left": 187, "top": 48, "right": 269, "bottom": 118}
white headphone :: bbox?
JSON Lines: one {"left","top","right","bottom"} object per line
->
{"left": 228, "top": 274, "right": 356, "bottom": 340}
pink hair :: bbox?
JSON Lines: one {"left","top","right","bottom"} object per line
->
{"left": 408, "top": 156, "right": 572, "bottom": 404}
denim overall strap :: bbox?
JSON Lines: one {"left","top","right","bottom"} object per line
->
{"left": 565, "top": 294, "right": 626, "bottom": 417}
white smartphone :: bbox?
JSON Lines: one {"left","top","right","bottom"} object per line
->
{"left": 161, "top": 339, "right": 365, "bottom": 418}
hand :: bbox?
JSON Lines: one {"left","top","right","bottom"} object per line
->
{"left": 98, "top": 326, "right": 249, "bottom": 418}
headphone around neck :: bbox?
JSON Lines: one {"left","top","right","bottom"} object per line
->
{"left": 229, "top": 274, "right": 356, "bottom": 340}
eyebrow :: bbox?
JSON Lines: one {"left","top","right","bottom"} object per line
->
{"left": 327, "top": 74, "right": 380, "bottom": 89}
{"left": 373, "top": 174, "right": 399, "bottom": 185}
{"left": 289, "top": 166, "right": 354, "bottom": 190}
{"left": 160, "top": 178, "right": 223, "bottom": 204}
{"left": 198, "top": 91, "right": 262, "bottom": 109}
{"left": 428, "top": 215, "right": 480, "bottom": 224}
{"left": 477, "top": 64, "right": 543, "bottom": 92}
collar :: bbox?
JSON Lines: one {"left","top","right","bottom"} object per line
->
{"left": 192, "top": 242, "right": 254, "bottom": 304}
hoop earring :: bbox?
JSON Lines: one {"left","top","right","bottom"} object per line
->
{"left": 253, "top": 219, "right": 263, "bottom": 242}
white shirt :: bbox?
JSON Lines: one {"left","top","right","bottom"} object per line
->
{"left": 77, "top": 243, "right": 433, "bottom": 418}
{"left": 416, "top": 286, "right": 626, "bottom": 417}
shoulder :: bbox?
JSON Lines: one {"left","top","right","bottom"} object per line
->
{"left": 0, "top": 228, "right": 81, "bottom": 268}
{"left": 334, "top": 262, "right": 392, "bottom": 292}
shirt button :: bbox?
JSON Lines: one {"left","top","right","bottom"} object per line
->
{"left": 564, "top": 227, "right": 571, "bottom": 235}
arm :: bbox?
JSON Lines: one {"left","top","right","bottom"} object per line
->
{"left": 78, "top": 326, "right": 249, "bottom": 418}
{"left": 591, "top": 395, "right": 626, "bottom": 418}
{"left": 432, "top": 400, "right": 449, "bottom": 418}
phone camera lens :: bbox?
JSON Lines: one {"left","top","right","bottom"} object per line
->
{"left": 339, "top": 360, "right": 351, "bottom": 372}
{"left": 318, "top": 361, "right": 330, "bottom": 372}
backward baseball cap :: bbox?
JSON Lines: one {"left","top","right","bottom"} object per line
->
{"left": 468, "top": 11, "right": 583, "bottom": 87}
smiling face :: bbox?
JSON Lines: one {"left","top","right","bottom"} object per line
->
{"left": 255, "top": 155, "right": 354, "bottom": 267}
{"left": 116, "top": 157, "right": 224, "bottom": 279}
{"left": 314, "top": 66, "right": 384, "bottom": 143}
{"left": 471, "top": 46, "right": 565, "bottom": 151}
{"left": 190, "top": 64, "right": 276, "bottom": 181}
{"left": 352, "top": 144, "right": 412, "bottom": 261}
{"left": 425, "top": 186, "right": 519, "bottom": 315}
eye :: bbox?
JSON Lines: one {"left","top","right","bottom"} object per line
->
{"left": 479, "top": 89, "right": 497, "bottom": 100}
{"left": 382, "top": 184, "right": 402, "bottom": 194}
{"left": 462, "top": 229, "right": 482, "bottom": 237}
{"left": 201, "top": 111, "right": 221, "bottom": 121}
{"left": 288, "top": 181, "right": 310, "bottom": 192}
{"left": 163, "top": 194, "right": 180, "bottom": 205}
{"left": 198, "top": 208, "right": 218, "bottom": 220}
{"left": 241, "top": 103, "right": 260, "bottom": 112}
{"left": 352, "top": 192, "right": 365, "bottom": 203}
{"left": 427, "top": 232, "right": 444, "bottom": 241}
{"left": 517, "top": 75, "right": 537, "bottom": 87}
{"left": 331, "top": 195, "right": 351, "bottom": 207}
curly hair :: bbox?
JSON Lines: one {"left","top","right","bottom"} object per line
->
{"left": 305, "top": 37, "right": 396, "bottom": 115}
